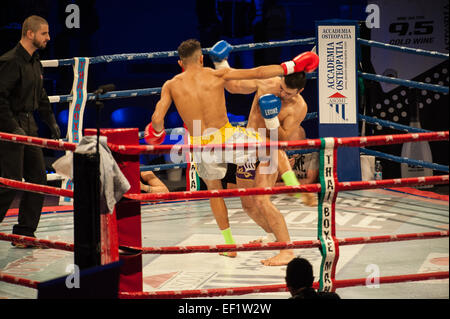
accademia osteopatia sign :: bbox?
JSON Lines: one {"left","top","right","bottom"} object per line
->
{"left": 318, "top": 25, "right": 357, "bottom": 124}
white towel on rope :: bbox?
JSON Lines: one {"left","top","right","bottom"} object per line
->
{"left": 52, "top": 135, "right": 130, "bottom": 214}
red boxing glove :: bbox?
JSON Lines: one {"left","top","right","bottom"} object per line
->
{"left": 144, "top": 123, "right": 166, "bottom": 145}
{"left": 281, "top": 51, "right": 319, "bottom": 75}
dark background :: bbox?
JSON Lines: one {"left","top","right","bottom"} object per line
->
{"left": 0, "top": 0, "right": 447, "bottom": 182}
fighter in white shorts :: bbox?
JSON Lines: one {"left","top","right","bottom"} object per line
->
{"left": 212, "top": 40, "right": 318, "bottom": 265}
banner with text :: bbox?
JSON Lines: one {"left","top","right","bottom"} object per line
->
{"left": 318, "top": 24, "right": 357, "bottom": 124}
{"left": 316, "top": 20, "right": 361, "bottom": 182}
{"left": 370, "top": 0, "right": 448, "bottom": 93}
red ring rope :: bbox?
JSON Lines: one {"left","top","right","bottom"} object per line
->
{"left": 0, "top": 132, "right": 76, "bottom": 151}
{"left": 0, "top": 272, "right": 39, "bottom": 289}
{"left": 334, "top": 271, "right": 449, "bottom": 289}
{"left": 0, "top": 233, "right": 74, "bottom": 251}
{"left": 124, "top": 175, "right": 448, "bottom": 202}
{"left": 1, "top": 130, "right": 447, "bottom": 156}
{"left": 0, "top": 177, "right": 74, "bottom": 198}
{"left": 118, "top": 271, "right": 448, "bottom": 299}
{"left": 108, "top": 131, "right": 449, "bottom": 155}
{"left": 119, "top": 231, "right": 448, "bottom": 255}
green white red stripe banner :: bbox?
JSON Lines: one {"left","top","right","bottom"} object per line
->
{"left": 318, "top": 137, "right": 340, "bottom": 292}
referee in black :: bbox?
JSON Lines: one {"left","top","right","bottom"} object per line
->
{"left": 0, "top": 15, "right": 61, "bottom": 245}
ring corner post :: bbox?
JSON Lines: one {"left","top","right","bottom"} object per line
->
{"left": 316, "top": 19, "right": 362, "bottom": 182}
{"left": 85, "top": 127, "right": 143, "bottom": 293}
{"left": 72, "top": 151, "right": 102, "bottom": 269}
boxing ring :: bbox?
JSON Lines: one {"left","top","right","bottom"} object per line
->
{"left": 0, "top": 23, "right": 448, "bottom": 300}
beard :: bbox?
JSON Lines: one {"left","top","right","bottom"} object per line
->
{"left": 32, "top": 37, "right": 47, "bottom": 50}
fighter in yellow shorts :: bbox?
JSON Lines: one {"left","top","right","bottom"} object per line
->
{"left": 145, "top": 39, "right": 316, "bottom": 262}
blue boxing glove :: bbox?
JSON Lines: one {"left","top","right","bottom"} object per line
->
{"left": 259, "top": 94, "right": 282, "bottom": 130}
{"left": 209, "top": 40, "right": 232, "bottom": 69}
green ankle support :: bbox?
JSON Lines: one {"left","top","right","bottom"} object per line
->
{"left": 281, "top": 170, "right": 301, "bottom": 198}
{"left": 221, "top": 228, "right": 235, "bottom": 244}
{"left": 221, "top": 228, "right": 235, "bottom": 256}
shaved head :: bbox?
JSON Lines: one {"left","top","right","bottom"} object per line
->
{"left": 21, "top": 15, "right": 48, "bottom": 38}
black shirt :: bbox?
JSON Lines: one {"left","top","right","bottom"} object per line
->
{"left": 290, "top": 287, "right": 341, "bottom": 300}
{"left": 0, "top": 42, "right": 56, "bottom": 134}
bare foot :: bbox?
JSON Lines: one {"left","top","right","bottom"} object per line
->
{"left": 219, "top": 251, "right": 237, "bottom": 258}
{"left": 302, "top": 193, "right": 317, "bottom": 207}
{"left": 249, "top": 234, "right": 276, "bottom": 244}
{"left": 261, "top": 250, "right": 295, "bottom": 266}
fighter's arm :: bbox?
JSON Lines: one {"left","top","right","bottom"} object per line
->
{"left": 209, "top": 40, "right": 319, "bottom": 91}
{"left": 145, "top": 81, "right": 172, "bottom": 145}
{"left": 220, "top": 50, "right": 319, "bottom": 80}
{"left": 214, "top": 49, "right": 319, "bottom": 81}
{"left": 224, "top": 76, "right": 259, "bottom": 94}
{"left": 208, "top": 41, "right": 262, "bottom": 93}
{"left": 219, "top": 65, "right": 285, "bottom": 82}
{"left": 151, "top": 81, "right": 172, "bottom": 132}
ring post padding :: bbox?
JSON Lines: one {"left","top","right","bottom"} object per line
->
{"left": 316, "top": 19, "right": 362, "bottom": 182}
{"left": 318, "top": 137, "right": 340, "bottom": 292}
{"left": 73, "top": 152, "right": 102, "bottom": 269}
{"left": 85, "top": 128, "right": 143, "bottom": 293}
{"left": 60, "top": 57, "right": 90, "bottom": 205}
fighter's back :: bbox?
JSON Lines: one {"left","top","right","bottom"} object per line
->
{"left": 168, "top": 67, "right": 229, "bottom": 135}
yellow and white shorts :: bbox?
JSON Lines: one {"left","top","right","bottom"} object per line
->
{"left": 190, "top": 122, "right": 262, "bottom": 180}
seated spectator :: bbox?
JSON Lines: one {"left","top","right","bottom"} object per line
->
{"left": 285, "top": 257, "right": 340, "bottom": 299}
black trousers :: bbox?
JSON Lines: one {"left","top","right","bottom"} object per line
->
{"left": 0, "top": 140, "right": 46, "bottom": 237}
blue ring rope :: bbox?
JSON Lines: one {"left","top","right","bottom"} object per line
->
{"left": 137, "top": 112, "right": 319, "bottom": 139}
{"left": 138, "top": 112, "right": 430, "bottom": 140}
{"left": 46, "top": 38, "right": 449, "bottom": 66}
{"left": 358, "top": 114, "right": 431, "bottom": 133}
{"left": 221, "top": 38, "right": 316, "bottom": 53}
{"left": 53, "top": 74, "right": 316, "bottom": 103}
{"left": 139, "top": 148, "right": 448, "bottom": 173}
{"left": 140, "top": 148, "right": 448, "bottom": 173}
{"left": 53, "top": 38, "right": 316, "bottom": 66}
{"left": 360, "top": 148, "right": 449, "bottom": 173}
{"left": 56, "top": 87, "right": 162, "bottom": 103}
{"left": 141, "top": 163, "right": 188, "bottom": 172}
{"left": 50, "top": 71, "right": 446, "bottom": 104}
{"left": 359, "top": 72, "right": 449, "bottom": 93}
{"left": 358, "top": 39, "right": 449, "bottom": 59}
{"left": 285, "top": 149, "right": 318, "bottom": 156}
